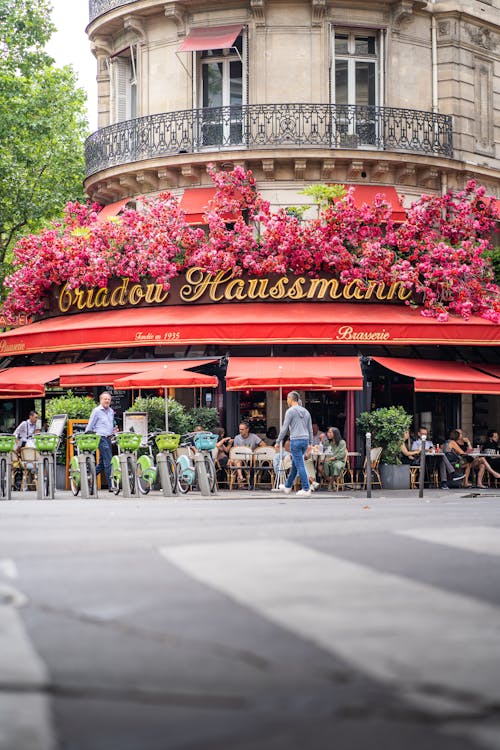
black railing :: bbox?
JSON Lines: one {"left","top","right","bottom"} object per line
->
{"left": 85, "top": 103, "right": 453, "bottom": 178}
{"left": 89, "top": 0, "right": 137, "bottom": 22}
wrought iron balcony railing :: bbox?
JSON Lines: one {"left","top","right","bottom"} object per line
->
{"left": 89, "top": 0, "right": 137, "bottom": 22}
{"left": 85, "top": 103, "right": 453, "bottom": 178}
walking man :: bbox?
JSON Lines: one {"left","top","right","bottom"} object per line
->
{"left": 275, "top": 391, "right": 313, "bottom": 497}
{"left": 86, "top": 392, "right": 116, "bottom": 491}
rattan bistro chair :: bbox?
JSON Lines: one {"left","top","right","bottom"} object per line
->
{"left": 20, "top": 447, "right": 39, "bottom": 491}
{"left": 228, "top": 446, "right": 253, "bottom": 490}
{"left": 252, "top": 446, "right": 275, "bottom": 489}
{"left": 361, "top": 446, "right": 383, "bottom": 489}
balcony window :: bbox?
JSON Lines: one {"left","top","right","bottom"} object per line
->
{"left": 332, "top": 30, "right": 379, "bottom": 147}
{"left": 111, "top": 47, "right": 137, "bottom": 124}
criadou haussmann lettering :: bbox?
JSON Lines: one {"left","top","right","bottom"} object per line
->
{"left": 56, "top": 269, "right": 413, "bottom": 315}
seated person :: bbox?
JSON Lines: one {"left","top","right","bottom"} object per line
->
{"left": 273, "top": 439, "right": 291, "bottom": 474}
{"left": 453, "top": 428, "right": 500, "bottom": 488}
{"left": 214, "top": 427, "right": 232, "bottom": 470}
{"left": 410, "top": 428, "right": 433, "bottom": 451}
{"left": 321, "top": 427, "right": 347, "bottom": 489}
{"left": 482, "top": 430, "right": 499, "bottom": 454}
{"left": 401, "top": 430, "right": 421, "bottom": 465}
{"left": 443, "top": 429, "right": 471, "bottom": 486}
{"left": 263, "top": 426, "right": 278, "bottom": 446}
{"left": 311, "top": 422, "right": 325, "bottom": 447}
{"left": 231, "top": 422, "right": 265, "bottom": 486}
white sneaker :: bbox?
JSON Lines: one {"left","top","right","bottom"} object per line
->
{"left": 311, "top": 481, "right": 320, "bottom": 491}
{"left": 296, "top": 489, "right": 312, "bottom": 497}
{"left": 278, "top": 484, "right": 292, "bottom": 495}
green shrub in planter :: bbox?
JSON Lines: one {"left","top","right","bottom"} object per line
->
{"left": 356, "top": 406, "right": 413, "bottom": 465}
{"left": 130, "top": 396, "right": 190, "bottom": 435}
{"left": 46, "top": 391, "right": 96, "bottom": 465}
{"left": 185, "top": 407, "right": 219, "bottom": 432}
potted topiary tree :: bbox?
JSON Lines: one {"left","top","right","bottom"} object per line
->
{"left": 356, "top": 406, "right": 414, "bottom": 490}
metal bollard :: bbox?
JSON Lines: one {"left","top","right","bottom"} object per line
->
{"left": 119, "top": 452, "right": 139, "bottom": 498}
{"left": 365, "top": 432, "right": 372, "bottom": 499}
{"left": 3, "top": 453, "right": 12, "bottom": 500}
{"left": 156, "top": 452, "right": 176, "bottom": 497}
{"left": 194, "top": 453, "right": 217, "bottom": 497}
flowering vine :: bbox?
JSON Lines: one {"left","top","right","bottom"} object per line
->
{"left": 3, "top": 166, "right": 499, "bottom": 322}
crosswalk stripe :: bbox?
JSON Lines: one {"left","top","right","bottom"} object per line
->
{"left": 0, "top": 605, "right": 56, "bottom": 750}
{"left": 161, "top": 538, "right": 500, "bottom": 727}
{"left": 396, "top": 526, "right": 500, "bottom": 557}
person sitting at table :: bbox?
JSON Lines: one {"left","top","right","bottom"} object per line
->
{"left": 214, "top": 427, "right": 232, "bottom": 471}
{"left": 321, "top": 427, "right": 347, "bottom": 490}
{"left": 231, "top": 422, "right": 265, "bottom": 487}
{"left": 401, "top": 430, "right": 421, "bottom": 465}
{"left": 443, "top": 430, "right": 474, "bottom": 486}
{"left": 410, "top": 428, "right": 433, "bottom": 452}
{"left": 273, "top": 439, "right": 291, "bottom": 475}
{"left": 453, "top": 427, "right": 500, "bottom": 487}
{"left": 311, "top": 423, "right": 325, "bottom": 447}
{"left": 482, "top": 430, "right": 499, "bottom": 454}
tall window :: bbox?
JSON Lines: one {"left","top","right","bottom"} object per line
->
{"left": 198, "top": 34, "right": 244, "bottom": 146}
{"left": 331, "top": 30, "right": 379, "bottom": 146}
{"left": 112, "top": 47, "right": 137, "bottom": 123}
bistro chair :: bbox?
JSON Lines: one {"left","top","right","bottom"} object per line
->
{"left": 10, "top": 450, "right": 23, "bottom": 491}
{"left": 20, "top": 447, "right": 39, "bottom": 491}
{"left": 361, "top": 446, "right": 383, "bottom": 490}
{"left": 252, "top": 446, "right": 275, "bottom": 489}
{"left": 228, "top": 446, "right": 253, "bottom": 490}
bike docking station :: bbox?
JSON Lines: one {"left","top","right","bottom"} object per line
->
{"left": 34, "top": 433, "right": 59, "bottom": 500}
{"left": 155, "top": 432, "right": 180, "bottom": 497}
{"left": 73, "top": 432, "right": 100, "bottom": 499}
{"left": 0, "top": 433, "right": 16, "bottom": 500}
{"left": 192, "top": 432, "right": 219, "bottom": 498}
{"left": 115, "top": 432, "right": 142, "bottom": 498}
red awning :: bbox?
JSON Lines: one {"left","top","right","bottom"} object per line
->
{"left": 178, "top": 25, "right": 243, "bottom": 52}
{"left": 0, "top": 303, "right": 498, "bottom": 356}
{"left": 373, "top": 357, "right": 500, "bottom": 395}
{"left": 113, "top": 362, "right": 218, "bottom": 389}
{"left": 0, "top": 363, "right": 87, "bottom": 397}
{"left": 342, "top": 185, "right": 406, "bottom": 222}
{"left": 226, "top": 356, "right": 363, "bottom": 391}
{"left": 96, "top": 199, "right": 130, "bottom": 223}
{"left": 180, "top": 188, "right": 217, "bottom": 225}
{"left": 471, "top": 363, "right": 500, "bottom": 380}
{"left": 59, "top": 359, "right": 216, "bottom": 387}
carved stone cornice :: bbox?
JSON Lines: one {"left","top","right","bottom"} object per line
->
{"left": 395, "top": 164, "right": 416, "bottom": 185}
{"left": 418, "top": 167, "right": 439, "bottom": 189}
{"left": 250, "top": 0, "right": 266, "bottom": 26}
{"left": 164, "top": 3, "right": 188, "bottom": 37}
{"left": 311, "top": 0, "right": 327, "bottom": 27}
{"left": 262, "top": 158, "right": 275, "bottom": 180}
{"left": 371, "top": 161, "right": 390, "bottom": 180}
{"left": 90, "top": 35, "right": 113, "bottom": 58}
{"left": 181, "top": 164, "right": 200, "bottom": 182}
{"left": 321, "top": 159, "right": 336, "bottom": 181}
{"left": 391, "top": 1, "right": 425, "bottom": 31}
{"left": 346, "top": 160, "right": 365, "bottom": 181}
{"left": 136, "top": 171, "right": 159, "bottom": 191}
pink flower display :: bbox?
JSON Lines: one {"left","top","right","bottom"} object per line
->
{"left": 3, "top": 169, "right": 499, "bottom": 323}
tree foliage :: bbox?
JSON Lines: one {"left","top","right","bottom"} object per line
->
{"left": 0, "top": 0, "right": 88, "bottom": 267}
{"left": 356, "top": 406, "right": 413, "bottom": 465}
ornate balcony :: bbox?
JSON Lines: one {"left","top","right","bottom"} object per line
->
{"left": 85, "top": 103, "right": 453, "bottom": 179}
{"left": 89, "top": 0, "right": 137, "bottom": 22}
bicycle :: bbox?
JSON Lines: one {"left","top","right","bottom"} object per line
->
{"left": 136, "top": 432, "right": 180, "bottom": 495}
{"left": 0, "top": 434, "right": 16, "bottom": 500}
{"left": 176, "top": 432, "right": 218, "bottom": 495}
{"left": 111, "top": 432, "right": 142, "bottom": 495}
{"left": 34, "top": 432, "right": 59, "bottom": 499}
{"left": 69, "top": 432, "right": 101, "bottom": 497}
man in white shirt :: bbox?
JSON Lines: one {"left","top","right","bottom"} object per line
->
{"left": 231, "top": 422, "right": 265, "bottom": 487}
{"left": 411, "top": 428, "right": 433, "bottom": 451}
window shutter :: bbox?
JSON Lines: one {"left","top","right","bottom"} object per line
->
{"left": 113, "top": 58, "right": 129, "bottom": 123}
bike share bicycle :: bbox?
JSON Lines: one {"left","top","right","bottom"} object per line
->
{"left": 111, "top": 432, "right": 142, "bottom": 497}
{"left": 176, "top": 431, "right": 218, "bottom": 496}
{"left": 69, "top": 432, "right": 100, "bottom": 498}
{"left": 136, "top": 432, "right": 180, "bottom": 496}
{"left": 0, "top": 434, "right": 16, "bottom": 500}
{"left": 34, "top": 432, "right": 59, "bottom": 499}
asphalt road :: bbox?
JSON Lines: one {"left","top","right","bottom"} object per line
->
{"left": 1, "top": 487, "right": 500, "bottom": 750}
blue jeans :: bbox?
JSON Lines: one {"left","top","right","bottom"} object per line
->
{"left": 285, "top": 438, "right": 310, "bottom": 491}
{"left": 95, "top": 436, "right": 112, "bottom": 486}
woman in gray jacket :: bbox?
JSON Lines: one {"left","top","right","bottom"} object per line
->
{"left": 275, "top": 391, "right": 313, "bottom": 496}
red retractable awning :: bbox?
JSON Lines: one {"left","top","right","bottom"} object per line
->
{"left": 0, "top": 363, "right": 87, "bottom": 397}
{"left": 373, "top": 357, "right": 500, "bottom": 395}
{"left": 59, "top": 359, "right": 217, "bottom": 387}
{"left": 342, "top": 185, "right": 406, "bottom": 222}
{"left": 471, "top": 363, "right": 500, "bottom": 380}
{"left": 178, "top": 24, "right": 243, "bottom": 52}
{"left": 113, "top": 362, "right": 218, "bottom": 389}
{"left": 95, "top": 198, "right": 130, "bottom": 223}
{"left": 0, "top": 303, "right": 498, "bottom": 356}
{"left": 226, "top": 357, "right": 363, "bottom": 391}
{"left": 180, "top": 188, "right": 217, "bottom": 225}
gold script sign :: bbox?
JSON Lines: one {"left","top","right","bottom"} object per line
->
{"left": 51, "top": 268, "right": 413, "bottom": 318}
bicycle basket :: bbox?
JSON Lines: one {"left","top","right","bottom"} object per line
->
{"left": 74, "top": 432, "right": 101, "bottom": 452}
{"left": 34, "top": 433, "right": 58, "bottom": 452}
{"left": 155, "top": 432, "right": 180, "bottom": 452}
{"left": 193, "top": 432, "right": 218, "bottom": 451}
{"left": 116, "top": 432, "right": 142, "bottom": 451}
{"left": 0, "top": 434, "right": 16, "bottom": 453}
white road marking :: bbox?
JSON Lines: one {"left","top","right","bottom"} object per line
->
{"left": 0, "top": 558, "right": 18, "bottom": 579}
{"left": 161, "top": 538, "right": 500, "bottom": 747}
{"left": 397, "top": 526, "right": 500, "bottom": 557}
{"left": 0, "top": 604, "right": 56, "bottom": 750}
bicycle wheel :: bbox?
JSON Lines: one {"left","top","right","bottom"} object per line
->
{"left": 85, "top": 456, "right": 95, "bottom": 496}
{"left": 42, "top": 457, "right": 50, "bottom": 498}
{"left": 136, "top": 456, "right": 152, "bottom": 495}
{"left": 127, "top": 456, "right": 136, "bottom": 494}
{"left": 167, "top": 454, "right": 177, "bottom": 493}
{"left": 176, "top": 462, "right": 191, "bottom": 494}
{"left": 0, "top": 457, "right": 7, "bottom": 498}
{"left": 69, "top": 457, "right": 80, "bottom": 496}
{"left": 204, "top": 454, "right": 217, "bottom": 492}
{"left": 111, "top": 457, "right": 121, "bottom": 495}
